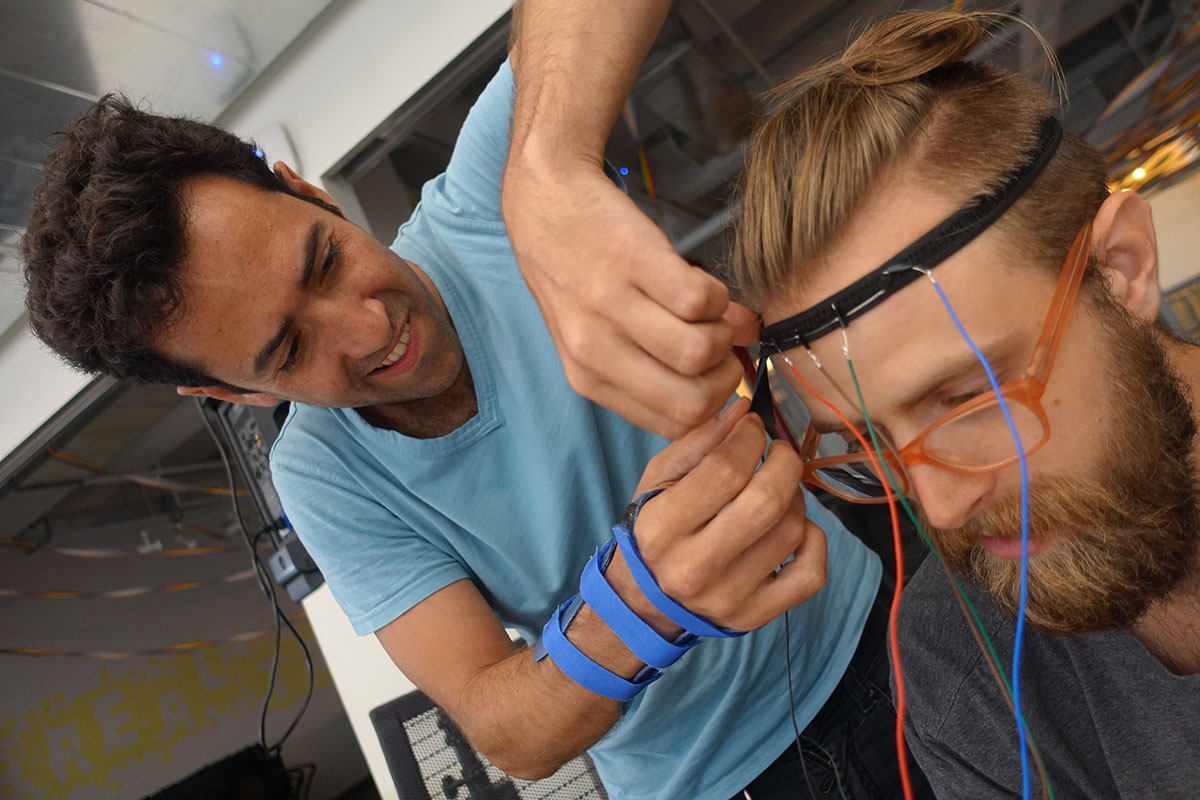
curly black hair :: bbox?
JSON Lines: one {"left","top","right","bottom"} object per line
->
{"left": 23, "top": 93, "right": 336, "bottom": 388}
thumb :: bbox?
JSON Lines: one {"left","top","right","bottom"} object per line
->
{"left": 639, "top": 397, "right": 751, "bottom": 491}
{"left": 723, "top": 301, "right": 761, "bottom": 347}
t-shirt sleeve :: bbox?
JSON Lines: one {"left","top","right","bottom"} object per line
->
{"left": 270, "top": 435, "right": 470, "bottom": 636}
{"left": 425, "top": 58, "right": 515, "bottom": 225}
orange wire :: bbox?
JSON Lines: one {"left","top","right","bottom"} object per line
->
{"left": 782, "top": 360, "right": 915, "bottom": 800}
{"left": 46, "top": 447, "right": 245, "bottom": 496}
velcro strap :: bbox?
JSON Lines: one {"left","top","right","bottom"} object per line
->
{"left": 613, "top": 490, "right": 748, "bottom": 640}
{"left": 580, "top": 539, "right": 700, "bottom": 669}
{"left": 536, "top": 596, "right": 660, "bottom": 701}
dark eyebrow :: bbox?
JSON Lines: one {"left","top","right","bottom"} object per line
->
{"left": 890, "top": 345, "right": 1005, "bottom": 412}
{"left": 252, "top": 222, "right": 321, "bottom": 376}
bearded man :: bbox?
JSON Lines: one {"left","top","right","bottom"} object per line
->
{"left": 731, "top": 9, "right": 1200, "bottom": 799}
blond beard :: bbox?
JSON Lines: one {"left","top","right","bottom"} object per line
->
{"left": 923, "top": 304, "right": 1199, "bottom": 634}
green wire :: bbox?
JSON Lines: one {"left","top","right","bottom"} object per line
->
{"left": 839, "top": 354, "right": 1057, "bottom": 800}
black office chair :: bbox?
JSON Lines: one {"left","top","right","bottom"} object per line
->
{"left": 370, "top": 690, "right": 608, "bottom": 800}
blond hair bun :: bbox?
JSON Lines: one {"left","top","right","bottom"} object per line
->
{"left": 839, "top": 11, "right": 986, "bottom": 86}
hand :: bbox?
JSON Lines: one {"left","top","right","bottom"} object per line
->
{"left": 607, "top": 397, "right": 828, "bottom": 634}
{"left": 502, "top": 162, "right": 759, "bottom": 439}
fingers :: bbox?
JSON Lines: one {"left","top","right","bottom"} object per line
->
{"left": 607, "top": 288, "right": 738, "bottom": 376}
{"left": 702, "top": 438, "right": 805, "bottom": 564}
{"left": 723, "top": 301, "right": 761, "bottom": 347}
{"left": 632, "top": 255, "right": 732, "bottom": 323}
{"left": 562, "top": 336, "right": 746, "bottom": 439}
{"left": 502, "top": 168, "right": 748, "bottom": 434}
{"left": 636, "top": 427, "right": 830, "bottom": 632}
{"left": 637, "top": 413, "right": 770, "bottom": 551}
{"left": 635, "top": 397, "right": 750, "bottom": 494}
{"left": 752, "top": 516, "right": 828, "bottom": 620}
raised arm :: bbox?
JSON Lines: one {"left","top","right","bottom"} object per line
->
{"left": 376, "top": 400, "right": 827, "bottom": 778}
{"left": 503, "top": 0, "right": 758, "bottom": 439}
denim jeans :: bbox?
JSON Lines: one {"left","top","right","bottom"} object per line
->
{"left": 731, "top": 500, "right": 936, "bottom": 800}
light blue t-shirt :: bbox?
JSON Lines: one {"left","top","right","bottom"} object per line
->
{"left": 270, "top": 60, "right": 881, "bottom": 800}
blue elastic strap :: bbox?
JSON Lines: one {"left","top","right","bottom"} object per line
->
{"left": 579, "top": 539, "right": 700, "bottom": 669}
{"left": 536, "top": 596, "right": 660, "bottom": 701}
{"left": 613, "top": 490, "right": 747, "bottom": 640}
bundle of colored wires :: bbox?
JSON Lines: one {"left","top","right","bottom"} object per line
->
{"left": 46, "top": 447, "right": 246, "bottom": 496}
{"left": 922, "top": 274, "right": 1035, "bottom": 800}
{"left": 0, "top": 538, "right": 244, "bottom": 557}
{"left": 781, "top": 355, "right": 914, "bottom": 800}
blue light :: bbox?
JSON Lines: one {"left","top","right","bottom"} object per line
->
{"left": 253, "top": 147, "right": 265, "bottom": 160}
{"left": 619, "top": 166, "right": 629, "bottom": 176}
{"left": 209, "top": 52, "right": 224, "bottom": 69}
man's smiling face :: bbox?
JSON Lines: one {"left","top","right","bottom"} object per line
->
{"left": 763, "top": 176, "right": 1200, "bottom": 633}
{"left": 157, "top": 170, "right": 467, "bottom": 413}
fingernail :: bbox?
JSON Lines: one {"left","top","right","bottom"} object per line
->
{"left": 718, "top": 397, "right": 743, "bottom": 420}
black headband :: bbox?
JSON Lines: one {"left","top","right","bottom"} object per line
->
{"left": 758, "top": 116, "right": 1064, "bottom": 356}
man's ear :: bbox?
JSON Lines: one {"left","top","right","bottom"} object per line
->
{"left": 1091, "top": 190, "right": 1160, "bottom": 322}
{"left": 176, "top": 385, "right": 281, "bottom": 407}
{"left": 272, "top": 161, "right": 341, "bottom": 211}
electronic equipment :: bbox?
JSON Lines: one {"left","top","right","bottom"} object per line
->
{"left": 146, "top": 745, "right": 293, "bottom": 800}
{"left": 200, "top": 398, "right": 324, "bottom": 602}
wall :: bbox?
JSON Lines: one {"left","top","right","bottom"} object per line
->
{"left": 217, "top": 0, "right": 512, "bottom": 186}
{"left": 1148, "top": 169, "right": 1200, "bottom": 292}
{"left": 0, "top": 513, "right": 367, "bottom": 799}
{"left": 0, "top": 326, "right": 93, "bottom": 467}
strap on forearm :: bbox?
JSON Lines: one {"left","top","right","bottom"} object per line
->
{"left": 536, "top": 593, "right": 661, "bottom": 701}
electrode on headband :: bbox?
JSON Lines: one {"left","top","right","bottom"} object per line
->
{"left": 758, "top": 116, "right": 1064, "bottom": 355}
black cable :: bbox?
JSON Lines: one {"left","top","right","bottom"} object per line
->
{"left": 783, "top": 609, "right": 819, "bottom": 800}
{"left": 199, "top": 402, "right": 276, "bottom": 751}
{"left": 253, "top": 528, "right": 285, "bottom": 754}
{"left": 196, "top": 400, "right": 313, "bottom": 757}
{"left": 273, "top": 594, "right": 315, "bottom": 752}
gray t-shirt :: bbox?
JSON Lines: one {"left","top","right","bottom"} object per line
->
{"left": 896, "top": 556, "right": 1200, "bottom": 799}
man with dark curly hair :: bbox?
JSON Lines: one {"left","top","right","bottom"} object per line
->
{"left": 21, "top": 3, "right": 918, "bottom": 799}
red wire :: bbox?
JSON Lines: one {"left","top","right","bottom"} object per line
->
{"left": 782, "top": 360, "right": 915, "bottom": 800}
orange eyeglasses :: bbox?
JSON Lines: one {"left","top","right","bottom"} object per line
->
{"left": 789, "top": 222, "right": 1093, "bottom": 503}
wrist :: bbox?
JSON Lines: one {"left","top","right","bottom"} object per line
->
{"left": 505, "top": 131, "right": 604, "bottom": 191}
{"left": 603, "top": 546, "right": 684, "bottom": 640}
{"left": 534, "top": 538, "right": 701, "bottom": 701}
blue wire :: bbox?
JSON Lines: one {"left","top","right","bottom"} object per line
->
{"left": 925, "top": 277, "right": 1033, "bottom": 800}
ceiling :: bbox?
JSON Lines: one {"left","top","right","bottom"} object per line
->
{"left": 0, "top": 0, "right": 339, "bottom": 339}
{"left": 613, "top": 0, "right": 1198, "bottom": 266}
{"left": 335, "top": 0, "right": 1198, "bottom": 270}
{"left": 3, "top": 0, "right": 1199, "bottom": 552}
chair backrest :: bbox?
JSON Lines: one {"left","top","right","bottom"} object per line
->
{"left": 370, "top": 690, "right": 608, "bottom": 800}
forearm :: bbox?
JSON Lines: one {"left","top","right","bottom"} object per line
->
{"left": 453, "top": 566, "right": 674, "bottom": 779}
{"left": 508, "top": 0, "right": 672, "bottom": 170}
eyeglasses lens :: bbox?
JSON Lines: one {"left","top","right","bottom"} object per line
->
{"left": 807, "top": 434, "right": 898, "bottom": 501}
{"left": 919, "top": 395, "right": 1046, "bottom": 469}
{"left": 808, "top": 393, "right": 1046, "bottom": 501}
